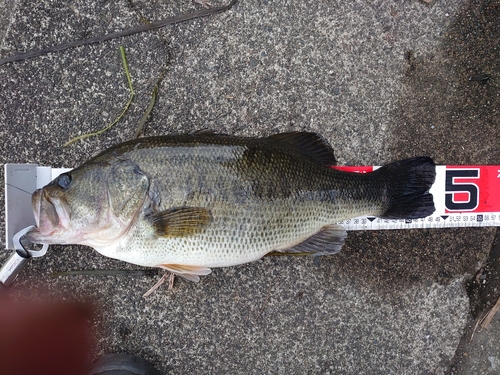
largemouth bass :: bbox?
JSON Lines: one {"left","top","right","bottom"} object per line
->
{"left": 27, "top": 132, "right": 436, "bottom": 281}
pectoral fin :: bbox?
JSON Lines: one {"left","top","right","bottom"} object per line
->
{"left": 147, "top": 207, "right": 211, "bottom": 238}
{"left": 275, "top": 224, "right": 347, "bottom": 256}
{"left": 158, "top": 264, "right": 212, "bottom": 282}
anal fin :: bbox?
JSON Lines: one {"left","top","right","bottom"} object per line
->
{"left": 158, "top": 264, "right": 212, "bottom": 282}
{"left": 275, "top": 224, "right": 347, "bottom": 256}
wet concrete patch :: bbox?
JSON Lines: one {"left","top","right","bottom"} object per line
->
{"left": 392, "top": 0, "right": 499, "bottom": 165}
{"left": 390, "top": 0, "right": 500, "bottom": 373}
{"left": 0, "top": 0, "right": 498, "bottom": 374}
{"left": 337, "top": 228, "right": 495, "bottom": 294}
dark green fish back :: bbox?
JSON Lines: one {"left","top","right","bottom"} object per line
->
{"left": 77, "top": 132, "right": 434, "bottom": 271}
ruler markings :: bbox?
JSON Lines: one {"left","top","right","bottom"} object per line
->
{"left": 5, "top": 164, "right": 500, "bottom": 249}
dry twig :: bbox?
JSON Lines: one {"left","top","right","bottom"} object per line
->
{"left": 480, "top": 296, "right": 500, "bottom": 329}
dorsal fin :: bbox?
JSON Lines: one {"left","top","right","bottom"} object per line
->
{"left": 267, "top": 132, "right": 336, "bottom": 166}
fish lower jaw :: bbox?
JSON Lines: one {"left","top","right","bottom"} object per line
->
{"left": 26, "top": 227, "right": 76, "bottom": 245}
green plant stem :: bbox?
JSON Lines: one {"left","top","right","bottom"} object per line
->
{"left": 64, "top": 46, "right": 134, "bottom": 146}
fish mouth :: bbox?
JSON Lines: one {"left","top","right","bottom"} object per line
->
{"left": 27, "top": 188, "right": 71, "bottom": 244}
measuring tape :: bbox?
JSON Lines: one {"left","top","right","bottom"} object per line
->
{"left": 333, "top": 165, "right": 500, "bottom": 230}
{"left": 4, "top": 164, "right": 500, "bottom": 250}
{"left": 4, "top": 163, "right": 497, "bottom": 286}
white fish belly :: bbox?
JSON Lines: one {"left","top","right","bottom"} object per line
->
{"left": 98, "top": 200, "right": 377, "bottom": 269}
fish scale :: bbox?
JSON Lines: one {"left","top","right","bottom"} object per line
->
{"left": 102, "top": 139, "right": 367, "bottom": 267}
{"left": 27, "top": 132, "right": 436, "bottom": 282}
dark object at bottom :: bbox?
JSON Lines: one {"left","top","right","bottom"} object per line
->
{"left": 89, "top": 354, "right": 162, "bottom": 375}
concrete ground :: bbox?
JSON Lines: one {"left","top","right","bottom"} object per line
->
{"left": 0, "top": 0, "right": 499, "bottom": 374}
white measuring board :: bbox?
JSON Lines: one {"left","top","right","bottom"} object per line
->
{"left": 333, "top": 165, "right": 500, "bottom": 230}
{"left": 4, "top": 164, "right": 71, "bottom": 249}
{"left": 4, "top": 163, "right": 500, "bottom": 249}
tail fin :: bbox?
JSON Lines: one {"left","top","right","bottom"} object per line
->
{"left": 376, "top": 157, "right": 436, "bottom": 219}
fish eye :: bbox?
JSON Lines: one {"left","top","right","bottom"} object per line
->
{"left": 56, "top": 174, "right": 72, "bottom": 190}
